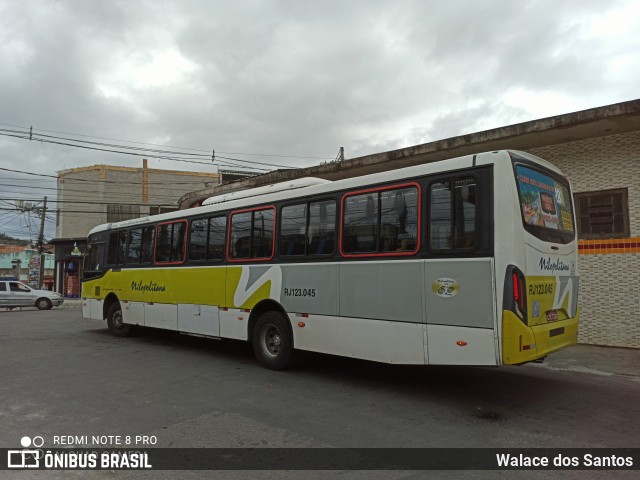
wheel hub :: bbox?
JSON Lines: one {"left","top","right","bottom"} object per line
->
{"left": 262, "top": 324, "right": 282, "bottom": 358}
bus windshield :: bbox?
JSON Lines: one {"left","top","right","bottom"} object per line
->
{"left": 515, "top": 164, "right": 575, "bottom": 243}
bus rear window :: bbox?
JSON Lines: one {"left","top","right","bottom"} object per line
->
{"left": 515, "top": 165, "right": 575, "bottom": 243}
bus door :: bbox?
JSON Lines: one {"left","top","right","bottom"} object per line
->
{"left": 424, "top": 171, "right": 498, "bottom": 365}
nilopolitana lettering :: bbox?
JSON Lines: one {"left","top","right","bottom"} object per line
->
{"left": 130, "top": 281, "right": 166, "bottom": 293}
{"left": 539, "top": 257, "right": 570, "bottom": 274}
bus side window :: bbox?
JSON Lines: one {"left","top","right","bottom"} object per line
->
{"left": 454, "top": 178, "right": 477, "bottom": 249}
{"left": 280, "top": 204, "right": 307, "bottom": 256}
{"left": 380, "top": 187, "right": 418, "bottom": 253}
{"left": 230, "top": 208, "right": 275, "bottom": 260}
{"left": 252, "top": 209, "right": 275, "bottom": 258}
{"left": 343, "top": 193, "right": 378, "bottom": 254}
{"left": 280, "top": 200, "right": 336, "bottom": 257}
{"left": 230, "top": 212, "right": 252, "bottom": 259}
{"left": 140, "top": 226, "right": 155, "bottom": 263}
{"left": 107, "top": 231, "right": 127, "bottom": 265}
{"left": 308, "top": 200, "right": 336, "bottom": 255}
{"left": 190, "top": 219, "right": 208, "bottom": 261}
{"left": 428, "top": 177, "right": 478, "bottom": 251}
{"left": 342, "top": 186, "right": 418, "bottom": 256}
{"left": 86, "top": 243, "right": 105, "bottom": 271}
{"left": 107, "top": 232, "right": 119, "bottom": 264}
{"left": 187, "top": 216, "right": 226, "bottom": 262}
{"left": 127, "top": 228, "right": 143, "bottom": 264}
{"left": 207, "top": 216, "right": 226, "bottom": 261}
{"left": 156, "top": 221, "right": 187, "bottom": 264}
{"left": 429, "top": 182, "right": 452, "bottom": 250}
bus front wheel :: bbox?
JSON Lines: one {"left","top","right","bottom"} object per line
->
{"left": 252, "top": 311, "right": 296, "bottom": 370}
{"left": 107, "top": 302, "right": 132, "bottom": 337}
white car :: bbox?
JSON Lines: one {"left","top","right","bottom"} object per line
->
{"left": 0, "top": 280, "right": 64, "bottom": 310}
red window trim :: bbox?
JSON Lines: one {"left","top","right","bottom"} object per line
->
{"left": 227, "top": 206, "right": 277, "bottom": 263}
{"left": 340, "top": 182, "right": 421, "bottom": 258}
{"left": 154, "top": 219, "right": 188, "bottom": 266}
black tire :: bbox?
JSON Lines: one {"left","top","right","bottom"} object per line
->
{"left": 106, "top": 302, "right": 132, "bottom": 337}
{"left": 252, "top": 311, "right": 296, "bottom": 370}
{"left": 36, "top": 297, "right": 52, "bottom": 310}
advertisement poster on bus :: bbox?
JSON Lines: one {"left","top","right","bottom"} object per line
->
{"left": 516, "top": 166, "right": 574, "bottom": 233}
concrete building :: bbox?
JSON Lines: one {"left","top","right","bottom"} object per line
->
{"left": 0, "top": 245, "right": 54, "bottom": 287}
{"left": 179, "top": 99, "right": 640, "bottom": 349}
{"left": 52, "top": 161, "right": 219, "bottom": 296}
{"left": 56, "top": 161, "right": 220, "bottom": 238}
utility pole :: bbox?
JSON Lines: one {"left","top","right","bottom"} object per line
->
{"left": 37, "top": 196, "right": 47, "bottom": 289}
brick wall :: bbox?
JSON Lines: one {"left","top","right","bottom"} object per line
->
{"left": 529, "top": 130, "right": 640, "bottom": 348}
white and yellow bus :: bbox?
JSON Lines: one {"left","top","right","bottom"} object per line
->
{"left": 82, "top": 150, "right": 579, "bottom": 370}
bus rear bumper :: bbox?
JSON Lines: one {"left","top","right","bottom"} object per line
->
{"left": 502, "top": 310, "right": 579, "bottom": 365}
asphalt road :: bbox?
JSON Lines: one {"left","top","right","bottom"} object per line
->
{"left": 1, "top": 307, "right": 638, "bottom": 479}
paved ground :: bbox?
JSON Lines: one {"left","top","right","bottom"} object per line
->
{"left": 1, "top": 306, "right": 639, "bottom": 479}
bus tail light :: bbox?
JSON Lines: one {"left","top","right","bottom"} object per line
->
{"left": 512, "top": 271, "right": 526, "bottom": 314}
{"left": 505, "top": 266, "right": 527, "bottom": 324}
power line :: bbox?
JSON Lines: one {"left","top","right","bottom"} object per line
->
{"left": 0, "top": 164, "right": 227, "bottom": 202}
{"left": 0, "top": 130, "right": 273, "bottom": 170}
{"left": 1, "top": 174, "right": 217, "bottom": 188}
{"left": 0, "top": 127, "right": 309, "bottom": 170}
{"left": 0, "top": 207, "right": 158, "bottom": 215}
{"left": 0, "top": 212, "right": 21, "bottom": 229}
{"left": 0, "top": 184, "right": 186, "bottom": 203}
{"left": 0, "top": 122, "right": 333, "bottom": 160}
{"left": 0, "top": 197, "right": 176, "bottom": 206}
{"left": 0, "top": 181, "right": 212, "bottom": 197}
{"left": 0, "top": 165, "right": 252, "bottom": 188}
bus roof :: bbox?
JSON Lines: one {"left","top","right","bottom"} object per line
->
{"left": 87, "top": 149, "right": 558, "bottom": 236}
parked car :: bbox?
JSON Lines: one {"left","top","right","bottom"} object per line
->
{"left": 0, "top": 281, "right": 64, "bottom": 310}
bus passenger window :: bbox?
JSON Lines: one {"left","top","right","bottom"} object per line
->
{"left": 430, "top": 182, "right": 452, "bottom": 250}
{"left": 429, "top": 177, "right": 477, "bottom": 251}
{"left": 156, "top": 221, "right": 186, "bottom": 263}
{"left": 127, "top": 228, "right": 143, "bottom": 264}
{"left": 107, "top": 232, "right": 119, "bottom": 264}
{"left": 140, "top": 227, "right": 155, "bottom": 263}
{"left": 342, "top": 186, "right": 418, "bottom": 256}
{"left": 107, "top": 231, "right": 127, "bottom": 265}
{"left": 280, "top": 204, "right": 307, "bottom": 256}
{"left": 207, "top": 216, "right": 226, "bottom": 261}
{"left": 85, "top": 243, "right": 105, "bottom": 271}
{"left": 380, "top": 187, "right": 418, "bottom": 253}
{"left": 190, "top": 219, "right": 208, "bottom": 261}
{"left": 308, "top": 200, "right": 336, "bottom": 255}
{"left": 343, "top": 193, "right": 378, "bottom": 253}
{"left": 252, "top": 209, "right": 274, "bottom": 258}
{"left": 230, "top": 212, "right": 251, "bottom": 259}
{"left": 230, "top": 208, "right": 275, "bottom": 260}
{"left": 454, "top": 178, "right": 477, "bottom": 248}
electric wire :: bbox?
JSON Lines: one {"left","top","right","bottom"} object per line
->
{"left": 0, "top": 130, "right": 275, "bottom": 171}
{"left": 0, "top": 122, "right": 333, "bottom": 160}
{"left": 0, "top": 128, "right": 308, "bottom": 170}
{"left": 0, "top": 197, "right": 176, "bottom": 206}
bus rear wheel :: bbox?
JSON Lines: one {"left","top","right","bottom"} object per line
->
{"left": 252, "top": 311, "right": 296, "bottom": 370}
{"left": 107, "top": 302, "right": 132, "bottom": 337}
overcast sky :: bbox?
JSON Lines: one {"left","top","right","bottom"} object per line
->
{"left": 0, "top": 0, "right": 638, "bottom": 242}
